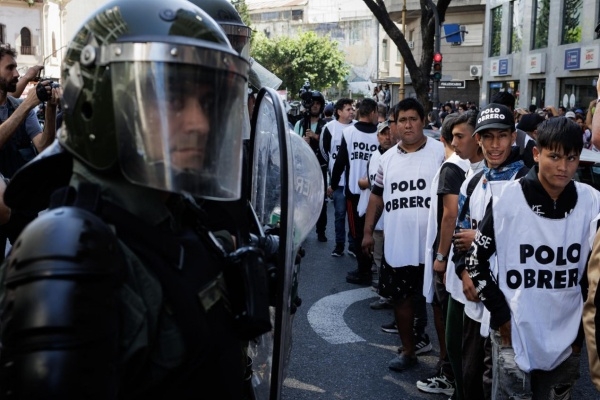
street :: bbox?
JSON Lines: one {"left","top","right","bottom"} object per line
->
{"left": 281, "top": 202, "right": 599, "bottom": 399}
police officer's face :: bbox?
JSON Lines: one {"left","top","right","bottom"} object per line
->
{"left": 396, "top": 109, "right": 425, "bottom": 145}
{"left": 476, "top": 128, "right": 516, "bottom": 169}
{"left": 451, "top": 122, "right": 478, "bottom": 161}
{"left": 162, "top": 88, "right": 211, "bottom": 171}
{"left": 533, "top": 146, "right": 580, "bottom": 197}
{"left": 0, "top": 55, "right": 19, "bottom": 93}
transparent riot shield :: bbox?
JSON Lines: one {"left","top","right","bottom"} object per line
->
{"left": 248, "top": 87, "right": 323, "bottom": 399}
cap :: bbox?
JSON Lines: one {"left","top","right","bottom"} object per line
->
{"left": 575, "top": 108, "right": 583, "bottom": 114}
{"left": 474, "top": 103, "right": 515, "bottom": 135}
{"left": 516, "top": 113, "right": 545, "bottom": 133}
{"left": 378, "top": 120, "right": 390, "bottom": 134}
{"left": 565, "top": 111, "right": 576, "bottom": 119}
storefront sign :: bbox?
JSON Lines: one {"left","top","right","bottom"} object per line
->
{"left": 498, "top": 59, "right": 512, "bottom": 75}
{"left": 581, "top": 46, "right": 600, "bottom": 69}
{"left": 490, "top": 60, "right": 499, "bottom": 77}
{"left": 439, "top": 81, "right": 466, "bottom": 89}
{"left": 565, "top": 48, "right": 581, "bottom": 70}
{"left": 527, "top": 53, "right": 545, "bottom": 74}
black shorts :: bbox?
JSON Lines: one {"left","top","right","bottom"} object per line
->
{"left": 378, "top": 257, "right": 424, "bottom": 300}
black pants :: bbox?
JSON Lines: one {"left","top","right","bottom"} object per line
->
{"left": 315, "top": 166, "right": 327, "bottom": 235}
{"left": 346, "top": 193, "right": 371, "bottom": 274}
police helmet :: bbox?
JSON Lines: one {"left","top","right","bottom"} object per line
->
{"left": 311, "top": 91, "right": 325, "bottom": 114}
{"left": 60, "top": 0, "right": 249, "bottom": 200}
{"left": 186, "top": 0, "right": 251, "bottom": 59}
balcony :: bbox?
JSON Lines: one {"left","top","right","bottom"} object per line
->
{"left": 20, "top": 45, "right": 35, "bottom": 55}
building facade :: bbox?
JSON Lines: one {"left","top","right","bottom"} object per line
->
{"left": 381, "top": 0, "right": 486, "bottom": 106}
{"left": 481, "top": 0, "right": 600, "bottom": 111}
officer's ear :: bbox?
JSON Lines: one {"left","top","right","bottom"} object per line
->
{"left": 532, "top": 146, "right": 541, "bottom": 163}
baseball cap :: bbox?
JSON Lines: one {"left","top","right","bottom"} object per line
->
{"left": 473, "top": 103, "right": 515, "bottom": 135}
{"left": 516, "top": 113, "right": 544, "bottom": 133}
{"left": 378, "top": 120, "right": 390, "bottom": 134}
{"left": 565, "top": 111, "right": 576, "bottom": 119}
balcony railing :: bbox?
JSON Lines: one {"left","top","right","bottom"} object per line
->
{"left": 20, "top": 45, "right": 35, "bottom": 55}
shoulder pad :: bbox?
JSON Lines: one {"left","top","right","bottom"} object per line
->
{"left": 8, "top": 206, "right": 120, "bottom": 278}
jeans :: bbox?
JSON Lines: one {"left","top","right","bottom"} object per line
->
{"left": 332, "top": 186, "right": 353, "bottom": 246}
{"left": 490, "top": 330, "right": 580, "bottom": 400}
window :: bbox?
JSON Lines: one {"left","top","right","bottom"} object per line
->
{"left": 291, "top": 10, "right": 303, "bottom": 21}
{"left": 490, "top": 6, "right": 502, "bottom": 57}
{"left": 509, "top": 0, "right": 523, "bottom": 53}
{"left": 0, "top": 24, "right": 5, "bottom": 44}
{"left": 396, "top": 48, "right": 402, "bottom": 63}
{"left": 52, "top": 32, "right": 56, "bottom": 56}
{"left": 532, "top": 0, "right": 549, "bottom": 49}
{"left": 562, "top": 0, "right": 583, "bottom": 45}
{"left": 382, "top": 39, "right": 388, "bottom": 62}
{"left": 20, "top": 27, "right": 32, "bottom": 55}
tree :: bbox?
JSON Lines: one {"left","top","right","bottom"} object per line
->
{"left": 251, "top": 31, "right": 350, "bottom": 99}
{"left": 361, "top": 0, "right": 452, "bottom": 112}
{"left": 232, "top": 0, "right": 252, "bottom": 29}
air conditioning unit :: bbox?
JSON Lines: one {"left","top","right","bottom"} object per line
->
{"left": 470, "top": 65, "right": 482, "bottom": 77}
{"left": 408, "top": 41, "right": 414, "bottom": 49}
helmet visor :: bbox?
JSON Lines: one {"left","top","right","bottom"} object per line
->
{"left": 112, "top": 60, "right": 246, "bottom": 200}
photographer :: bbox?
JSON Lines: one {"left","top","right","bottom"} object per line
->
{"left": 294, "top": 83, "right": 328, "bottom": 242}
{"left": 0, "top": 45, "right": 61, "bottom": 258}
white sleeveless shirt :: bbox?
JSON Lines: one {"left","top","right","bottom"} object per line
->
{"left": 342, "top": 125, "right": 379, "bottom": 195}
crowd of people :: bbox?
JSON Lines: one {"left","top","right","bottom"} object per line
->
{"left": 295, "top": 76, "right": 600, "bottom": 399}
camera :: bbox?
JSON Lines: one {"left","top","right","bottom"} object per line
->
{"left": 35, "top": 79, "right": 60, "bottom": 102}
{"left": 298, "top": 80, "right": 314, "bottom": 110}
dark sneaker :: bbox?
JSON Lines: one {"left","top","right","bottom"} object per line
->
{"left": 397, "top": 333, "right": 432, "bottom": 355}
{"left": 318, "top": 233, "right": 327, "bottom": 242}
{"left": 416, "top": 371, "right": 456, "bottom": 395}
{"left": 347, "top": 246, "right": 356, "bottom": 258}
{"left": 388, "top": 354, "right": 418, "bottom": 372}
{"left": 331, "top": 244, "right": 344, "bottom": 257}
{"left": 345, "top": 270, "right": 371, "bottom": 285}
{"left": 381, "top": 320, "right": 398, "bottom": 333}
{"left": 370, "top": 298, "right": 392, "bottom": 310}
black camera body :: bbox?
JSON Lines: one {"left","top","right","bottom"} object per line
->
{"left": 35, "top": 79, "right": 60, "bottom": 102}
{"left": 298, "top": 80, "right": 314, "bottom": 110}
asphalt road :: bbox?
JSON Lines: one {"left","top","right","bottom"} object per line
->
{"left": 280, "top": 202, "right": 600, "bottom": 399}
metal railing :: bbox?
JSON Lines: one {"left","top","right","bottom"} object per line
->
{"left": 20, "top": 45, "right": 35, "bottom": 55}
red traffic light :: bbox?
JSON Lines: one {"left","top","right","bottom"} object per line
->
{"left": 433, "top": 52, "right": 443, "bottom": 63}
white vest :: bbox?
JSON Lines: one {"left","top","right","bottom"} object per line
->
{"left": 324, "top": 120, "right": 355, "bottom": 187}
{"left": 446, "top": 168, "right": 519, "bottom": 335}
{"left": 423, "top": 153, "right": 469, "bottom": 303}
{"left": 380, "top": 138, "right": 445, "bottom": 267}
{"left": 357, "top": 149, "right": 384, "bottom": 231}
{"left": 491, "top": 180, "right": 600, "bottom": 372}
{"left": 343, "top": 125, "right": 379, "bottom": 195}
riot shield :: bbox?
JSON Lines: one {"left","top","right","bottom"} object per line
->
{"left": 248, "top": 87, "right": 323, "bottom": 400}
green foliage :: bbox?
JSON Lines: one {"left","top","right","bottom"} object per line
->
{"left": 533, "top": 0, "right": 550, "bottom": 49}
{"left": 490, "top": 7, "right": 502, "bottom": 57}
{"left": 251, "top": 31, "right": 349, "bottom": 98}
{"left": 232, "top": 0, "right": 252, "bottom": 28}
{"left": 562, "top": 0, "right": 583, "bottom": 44}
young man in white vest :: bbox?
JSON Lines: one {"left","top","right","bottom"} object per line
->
{"left": 465, "top": 117, "right": 600, "bottom": 399}
{"left": 419, "top": 112, "right": 472, "bottom": 396}
{"left": 331, "top": 98, "right": 379, "bottom": 285}
{"left": 452, "top": 103, "right": 529, "bottom": 400}
{"left": 320, "top": 98, "right": 356, "bottom": 257}
{"left": 362, "top": 98, "right": 445, "bottom": 371}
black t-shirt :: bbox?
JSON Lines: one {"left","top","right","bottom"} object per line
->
{"left": 433, "top": 162, "right": 466, "bottom": 252}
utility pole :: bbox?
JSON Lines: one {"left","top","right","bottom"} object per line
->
{"left": 399, "top": 0, "right": 407, "bottom": 100}
{"left": 426, "top": 0, "right": 441, "bottom": 119}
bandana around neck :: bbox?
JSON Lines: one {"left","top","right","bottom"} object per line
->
{"left": 482, "top": 159, "right": 525, "bottom": 189}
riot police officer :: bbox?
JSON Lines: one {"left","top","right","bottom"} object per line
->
{"left": 0, "top": 0, "right": 270, "bottom": 398}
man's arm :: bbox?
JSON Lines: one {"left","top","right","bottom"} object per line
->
{"left": 319, "top": 125, "right": 331, "bottom": 163}
{"left": 362, "top": 191, "right": 383, "bottom": 256}
{"left": 330, "top": 137, "right": 348, "bottom": 190}
{"left": 465, "top": 200, "right": 511, "bottom": 334}
{"left": 0, "top": 94, "right": 41, "bottom": 150}
{"left": 9, "top": 65, "right": 44, "bottom": 98}
{"left": 592, "top": 72, "right": 600, "bottom": 150}
{"left": 434, "top": 193, "right": 459, "bottom": 273}
{"left": 33, "top": 85, "right": 61, "bottom": 153}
